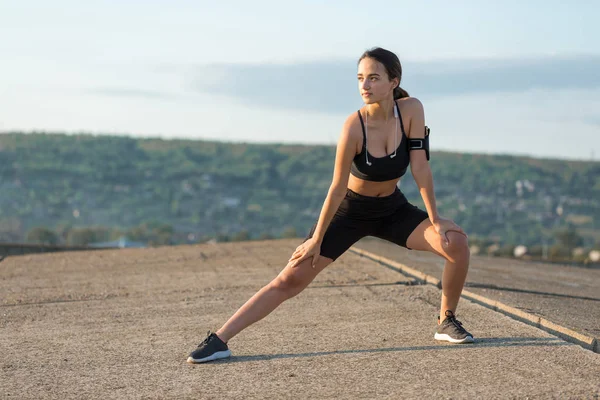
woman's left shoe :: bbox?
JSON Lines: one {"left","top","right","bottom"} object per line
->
{"left": 434, "top": 310, "right": 474, "bottom": 344}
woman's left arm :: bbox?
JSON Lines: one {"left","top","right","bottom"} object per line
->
{"left": 407, "top": 98, "right": 466, "bottom": 245}
{"left": 406, "top": 98, "right": 439, "bottom": 223}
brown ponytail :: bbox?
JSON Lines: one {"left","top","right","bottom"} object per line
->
{"left": 393, "top": 86, "right": 409, "bottom": 99}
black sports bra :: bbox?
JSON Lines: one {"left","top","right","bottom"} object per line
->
{"left": 350, "top": 100, "right": 410, "bottom": 182}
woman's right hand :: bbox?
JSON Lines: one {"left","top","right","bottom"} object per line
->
{"left": 287, "top": 238, "right": 322, "bottom": 269}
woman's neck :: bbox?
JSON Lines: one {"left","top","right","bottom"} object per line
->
{"left": 366, "top": 98, "right": 395, "bottom": 123}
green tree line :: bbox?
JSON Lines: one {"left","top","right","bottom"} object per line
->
{"left": 1, "top": 132, "right": 598, "bottom": 262}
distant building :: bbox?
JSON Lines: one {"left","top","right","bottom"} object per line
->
{"left": 514, "top": 245, "right": 528, "bottom": 258}
{"left": 223, "top": 197, "right": 241, "bottom": 207}
{"left": 89, "top": 236, "right": 146, "bottom": 249}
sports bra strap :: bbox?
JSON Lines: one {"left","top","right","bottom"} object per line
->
{"left": 356, "top": 110, "right": 366, "bottom": 146}
{"left": 394, "top": 100, "right": 406, "bottom": 136}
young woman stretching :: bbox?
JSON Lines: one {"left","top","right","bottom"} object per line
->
{"left": 187, "top": 47, "right": 473, "bottom": 363}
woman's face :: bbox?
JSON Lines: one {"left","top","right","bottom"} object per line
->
{"left": 357, "top": 57, "right": 398, "bottom": 104}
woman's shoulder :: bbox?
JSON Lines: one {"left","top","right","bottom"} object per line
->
{"left": 342, "top": 110, "right": 363, "bottom": 134}
{"left": 397, "top": 96, "right": 424, "bottom": 113}
{"left": 337, "top": 111, "right": 364, "bottom": 151}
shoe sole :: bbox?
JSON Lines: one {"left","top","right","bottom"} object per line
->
{"left": 434, "top": 333, "right": 475, "bottom": 344}
{"left": 187, "top": 350, "right": 232, "bottom": 364}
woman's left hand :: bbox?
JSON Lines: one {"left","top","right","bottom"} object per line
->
{"left": 432, "top": 217, "right": 467, "bottom": 247}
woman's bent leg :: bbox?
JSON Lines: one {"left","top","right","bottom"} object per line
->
{"left": 404, "top": 221, "right": 470, "bottom": 322}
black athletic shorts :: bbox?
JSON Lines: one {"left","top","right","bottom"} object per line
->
{"left": 303, "top": 187, "right": 429, "bottom": 261}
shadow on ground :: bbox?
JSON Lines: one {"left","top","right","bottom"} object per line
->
{"left": 202, "top": 337, "right": 571, "bottom": 364}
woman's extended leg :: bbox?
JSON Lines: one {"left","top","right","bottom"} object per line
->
{"left": 189, "top": 192, "right": 369, "bottom": 362}
{"left": 405, "top": 219, "right": 470, "bottom": 323}
{"left": 216, "top": 255, "right": 334, "bottom": 342}
{"left": 187, "top": 255, "right": 335, "bottom": 363}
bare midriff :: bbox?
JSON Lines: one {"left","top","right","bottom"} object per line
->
{"left": 347, "top": 173, "right": 400, "bottom": 197}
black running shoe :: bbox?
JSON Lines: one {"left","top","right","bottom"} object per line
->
{"left": 434, "top": 310, "right": 474, "bottom": 344}
{"left": 187, "top": 331, "right": 232, "bottom": 363}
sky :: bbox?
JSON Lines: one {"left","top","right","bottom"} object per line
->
{"left": 1, "top": 0, "right": 599, "bottom": 160}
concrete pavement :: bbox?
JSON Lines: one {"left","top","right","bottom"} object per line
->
{"left": 1, "top": 238, "right": 599, "bottom": 399}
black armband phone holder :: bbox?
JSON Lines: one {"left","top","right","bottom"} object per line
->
{"left": 408, "top": 126, "right": 430, "bottom": 160}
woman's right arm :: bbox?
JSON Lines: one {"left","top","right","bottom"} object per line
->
{"left": 311, "top": 116, "right": 359, "bottom": 242}
{"left": 287, "top": 115, "right": 359, "bottom": 268}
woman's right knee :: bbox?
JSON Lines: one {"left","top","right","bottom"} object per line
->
{"left": 270, "top": 256, "right": 333, "bottom": 296}
{"left": 270, "top": 273, "right": 304, "bottom": 297}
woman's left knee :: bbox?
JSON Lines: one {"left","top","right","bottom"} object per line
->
{"left": 445, "top": 231, "right": 470, "bottom": 263}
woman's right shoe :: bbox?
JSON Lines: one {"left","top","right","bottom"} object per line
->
{"left": 187, "top": 331, "right": 232, "bottom": 363}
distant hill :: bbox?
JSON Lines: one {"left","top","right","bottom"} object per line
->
{"left": 0, "top": 132, "right": 598, "bottom": 251}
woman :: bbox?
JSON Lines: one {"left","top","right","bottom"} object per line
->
{"left": 187, "top": 47, "right": 472, "bottom": 364}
